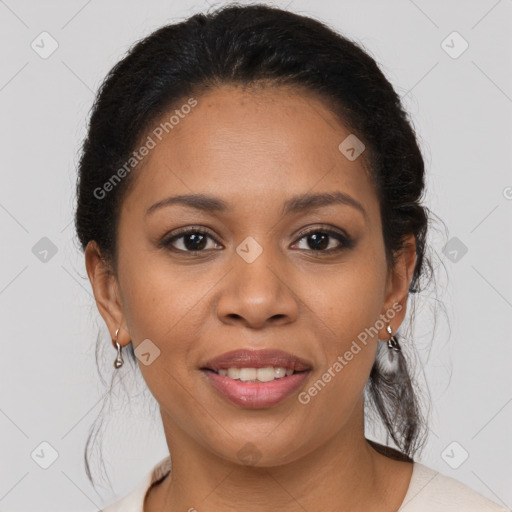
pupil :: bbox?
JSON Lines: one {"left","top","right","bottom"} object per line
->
{"left": 185, "top": 233, "right": 206, "bottom": 250}
{"left": 308, "top": 233, "right": 328, "bottom": 250}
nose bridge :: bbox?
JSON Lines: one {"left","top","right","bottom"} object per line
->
{"left": 216, "top": 234, "right": 298, "bottom": 327}
{"left": 236, "top": 235, "right": 281, "bottom": 293}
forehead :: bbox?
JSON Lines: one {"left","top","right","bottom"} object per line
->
{"left": 123, "top": 84, "right": 378, "bottom": 220}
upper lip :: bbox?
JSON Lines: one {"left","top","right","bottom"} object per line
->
{"left": 201, "top": 349, "right": 312, "bottom": 372}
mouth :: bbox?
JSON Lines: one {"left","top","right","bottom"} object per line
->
{"left": 199, "top": 349, "right": 312, "bottom": 408}
{"left": 200, "top": 348, "right": 312, "bottom": 374}
{"left": 201, "top": 366, "right": 309, "bottom": 383}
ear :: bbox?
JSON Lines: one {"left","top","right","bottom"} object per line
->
{"left": 378, "top": 233, "right": 417, "bottom": 339}
{"left": 84, "top": 240, "right": 131, "bottom": 347}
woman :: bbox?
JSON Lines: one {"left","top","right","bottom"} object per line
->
{"left": 74, "top": 3, "right": 510, "bottom": 511}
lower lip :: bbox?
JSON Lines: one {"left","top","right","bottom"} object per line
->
{"left": 201, "top": 369, "right": 310, "bottom": 409}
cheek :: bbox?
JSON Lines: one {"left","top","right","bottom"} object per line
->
{"left": 302, "top": 257, "right": 386, "bottom": 340}
{"left": 117, "top": 258, "right": 207, "bottom": 414}
{"left": 296, "top": 277, "right": 382, "bottom": 433}
{"left": 116, "top": 247, "right": 220, "bottom": 382}
{"left": 117, "top": 242, "right": 199, "bottom": 339}
{"left": 297, "top": 258, "right": 385, "bottom": 391}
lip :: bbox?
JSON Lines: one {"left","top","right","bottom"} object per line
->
{"left": 201, "top": 369, "right": 311, "bottom": 408}
{"left": 200, "top": 349, "right": 312, "bottom": 409}
{"left": 201, "top": 349, "right": 312, "bottom": 372}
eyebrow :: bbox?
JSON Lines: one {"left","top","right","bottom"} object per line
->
{"left": 145, "top": 191, "right": 367, "bottom": 220}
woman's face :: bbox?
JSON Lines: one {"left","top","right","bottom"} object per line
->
{"left": 87, "top": 84, "right": 415, "bottom": 466}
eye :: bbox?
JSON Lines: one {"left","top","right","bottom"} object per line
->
{"left": 160, "top": 227, "right": 222, "bottom": 253}
{"left": 160, "top": 225, "right": 354, "bottom": 255}
{"left": 292, "top": 226, "right": 353, "bottom": 253}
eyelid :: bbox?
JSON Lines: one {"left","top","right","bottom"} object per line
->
{"left": 160, "top": 224, "right": 354, "bottom": 253}
{"left": 293, "top": 223, "right": 350, "bottom": 241}
{"left": 292, "top": 225, "right": 354, "bottom": 251}
{"left": 160, "top": 226, "right": 222, "bottom": 249}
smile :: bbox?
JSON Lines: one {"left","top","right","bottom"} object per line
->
{"left": 201, "top": 367, "right": 310, "bottom": 408}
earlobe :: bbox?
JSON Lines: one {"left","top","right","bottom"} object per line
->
{"left": 84, "top": 240, "right": 130, "bottom": 346}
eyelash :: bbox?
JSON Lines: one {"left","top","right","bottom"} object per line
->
{"left": 160, "top": 225, "right": 354, "bottom": 255}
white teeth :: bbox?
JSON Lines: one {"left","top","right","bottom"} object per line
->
{"left": 217, "top": 366, "right": 296, "bottom": 382}
{"left": 239, "top": 368, "right": 257, "bottom": 381}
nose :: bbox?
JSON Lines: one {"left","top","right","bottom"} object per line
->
{"left": 215, "top": 245, "right": 299, "bottom": 329}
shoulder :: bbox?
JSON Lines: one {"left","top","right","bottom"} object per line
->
{"left": 399, "top": 461, "right": 510, "bottom": 512}
{"left": 98, "top": 455, "right": 172, "bottom": 512}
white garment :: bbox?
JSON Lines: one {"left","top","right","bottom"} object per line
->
{"left": 99, "top": 455, "right": 510, "bottom": 511}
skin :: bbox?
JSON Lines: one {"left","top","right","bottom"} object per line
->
{"left": 85, "top": 84, "right": 418, "bottom": 511}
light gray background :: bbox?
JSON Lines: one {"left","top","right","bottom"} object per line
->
{"left": 1, "top": 0, "right": 511, "bottom": 510}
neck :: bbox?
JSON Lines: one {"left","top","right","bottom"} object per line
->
{"left": 146, "top": 401, "right": 404, "bottom": 512}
